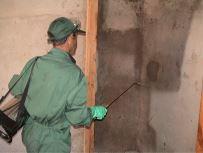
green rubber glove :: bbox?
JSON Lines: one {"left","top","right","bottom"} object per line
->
{"left": 90, "top": 106, "right": 107, "bottom": 120}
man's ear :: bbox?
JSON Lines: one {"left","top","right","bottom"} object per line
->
{"left": 66, "top": 36, "right": 71, "bottom": 46}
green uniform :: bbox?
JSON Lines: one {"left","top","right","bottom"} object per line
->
{"left": 8, "top": 48, "right": 92, "bottom": 153}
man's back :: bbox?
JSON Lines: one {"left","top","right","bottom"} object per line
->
{"left": 25, "top": 48, "right": 84, "bottom": 128}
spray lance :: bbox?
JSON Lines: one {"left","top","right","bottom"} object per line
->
{"left": 105, "top": 80, "right": 149, "bottom": 109}
{"left": 90, "top": 80, "right": 149, "bottom": 120}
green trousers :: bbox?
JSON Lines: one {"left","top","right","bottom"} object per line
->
{"left": 22, "top": 118, "right": 71, "bottom": 153}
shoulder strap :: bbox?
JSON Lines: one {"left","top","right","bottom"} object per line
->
{"left": 0, "top": 57, "right": 40, "bottom": 103}
{"left": 20, "top": 57, "right": 39, "bottom": 105}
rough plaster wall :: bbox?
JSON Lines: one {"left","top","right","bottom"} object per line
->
{"left": 143, "top": 0, "right": 203, "bottom": 151}
{"left": 96, "top": 0, "right": 203, "bottom": 152}
{"left": 0, "top": 0, "right": 86, "bottom": 152}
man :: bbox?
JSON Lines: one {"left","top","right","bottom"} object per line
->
{"left": 8, "top": 17, "right": 107, "bottom": 153}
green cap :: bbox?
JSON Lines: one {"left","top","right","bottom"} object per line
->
{"left": 47, "top": 17, "right": 86, "bottom": 41}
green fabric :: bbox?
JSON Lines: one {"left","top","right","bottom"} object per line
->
{"left": 8, "top": 58, "right": 37, "bottom": 96}
{"left": 22, "top": 117, "right": 71, "bottom": 153}
{"left": 8, "top": 48, "right": 92, "bottom": 153}
{"left": 90, "top": 106, "right": 107, "bottom": 120}
{"left": 48, "top": 17, "right": 75, "bottom": 41}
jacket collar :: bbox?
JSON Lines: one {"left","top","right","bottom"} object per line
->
{"left": 48, "top": 48, "right": 76, "bottom": 64}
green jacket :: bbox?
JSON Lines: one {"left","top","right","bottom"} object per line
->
{"left": 9, "top": 48, "right": 92, "bottom": 153}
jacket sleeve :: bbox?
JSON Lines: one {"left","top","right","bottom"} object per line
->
{"left": 65, "top": 70, "right": 93, "bottom": 127}
{"left": 8, "top": 57, "right": 36, "bottom": 96}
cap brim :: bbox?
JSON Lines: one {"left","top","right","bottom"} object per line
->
{"left": 72, "top": 24, "right": 86, "bottom": 36}
{"left": 76, "top": 29, "right": 86, "bottom": 35}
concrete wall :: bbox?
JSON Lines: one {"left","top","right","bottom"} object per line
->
{"left": 95, "top": 0, "right": 150, "bottom": 152}
{"left": 0, "top": 0, "right": 86, "bottom": 152}
{"left": 95, "top": 0, "right": 203, "bottom": 152}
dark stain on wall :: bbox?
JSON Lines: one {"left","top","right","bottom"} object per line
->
{"left": 143, "top": 0, "right": 202, "bottom": 91}
{"left": 147, "top": 61, "right": 160, "bottom": 82}
{"left": 95, "top": 0, "right": 201, "bottom": 152}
